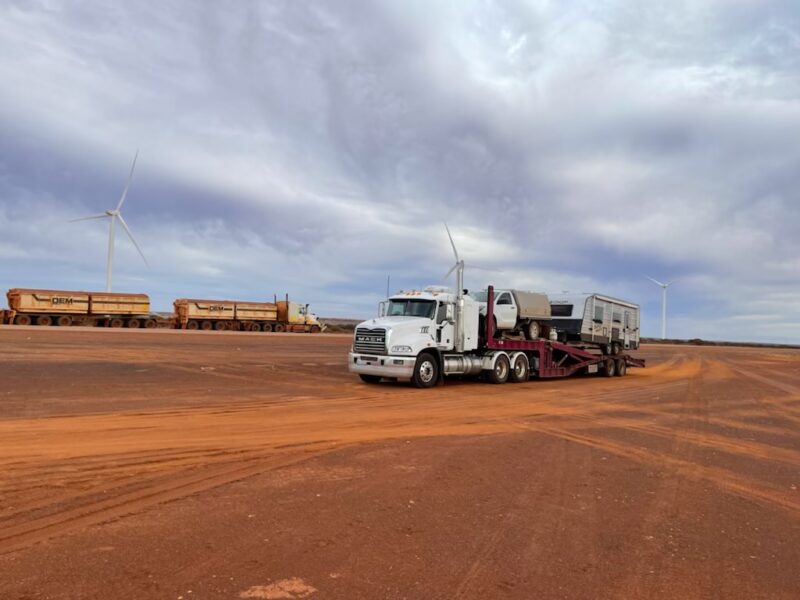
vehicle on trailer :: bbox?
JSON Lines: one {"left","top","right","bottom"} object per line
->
{"left": 548, "top": 293, "right": 640, "bottom": 355}
{"left": 469, "top": 288, "right": 551, "bottom": 340}
{"left": 349, "top": 282, "right": 644, "bottom": 388}
{"left": 4, "top": 288, "right": 155, "bottom": 328}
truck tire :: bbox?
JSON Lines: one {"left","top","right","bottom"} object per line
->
{"left": 262, "top": 323, "right": 273, "bottom": 332}
{"left": 144, "top": 319, "right": 157, "bottom": 329}
{"left": 615, "top": 359, "right": 627, "bottom": 376}
{"left": 311, "top": 325, "right": 321, "bottom": 334}
{"left": 602, "top": 357, "right": 616, "bottom": 377}
{"left": 57, "top": 316, "right": 72, "bottom": 327}
{"left": 15, "top": 314, "right": 32, "bottom": 326}
{"left": 275, "top": 323, "right": 285, "bottom": 333}
{"left": 186, "top": 320, "right": 199, "bottom": 330}
{"left": 412, "top": 352, "right": 439, "bottom": 388}
{"left": 214, "top": 321, "right": 226, "bottom": 331}
{"left": 509, "top": 354, "right": 529, "bottom": 383}
{"left": 611, "top": 342, "right": 621, "bottom": 355}
{"left": 127, "top": 319, "right": 141, "bottom": 328}
{"left": 37, "top": 315, "right": 52, "bottom": 326}
{"left": 359, "top": 374, "right": 382, "bottom": 384}
{"left": 251, "top": 322, "right": 262, "bottom": 332}
{"left": 487, "top": 354, "right": 510, "bottom": 384}
{"left": 109, "top": 318, "right": 124, "bottom": 328}
{"left": 524, "top": 321, "right": 541, "bottom": 340}
{"left": 201, "top": 321, "right": 213, "bottom": 331}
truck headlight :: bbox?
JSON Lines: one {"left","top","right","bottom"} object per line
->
{"left": 391, "top": 345, "right": 413, "bottom": 354}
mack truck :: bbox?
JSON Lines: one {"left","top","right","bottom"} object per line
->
{"left": 348, "top": 283, "right": 644, "bottom": 388}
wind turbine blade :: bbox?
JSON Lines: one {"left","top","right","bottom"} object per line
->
{"left": 444, "top": 222, "right": 460, "bottom": 262}
{"left": 464, "top": 264, "right": 502, "bottom": 272}
{"left": 70, "top": 213, "right": 109, "bottom": 222}
{"left": 442, "top": 263, "right": 458, "bottom": 281}
{"left": 116, "top": 149, "right": 139, "bottom": 211}
{"left": 116, "top": 214, "right": 149, "bottom": 267}
{"left": 645, "top": 276, "right": 666, "bottom": 287}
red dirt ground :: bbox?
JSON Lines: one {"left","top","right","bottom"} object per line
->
{"left": 0, "top": 326, "right": 798, "bottom": 599}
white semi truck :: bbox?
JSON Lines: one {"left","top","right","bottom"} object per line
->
{"left": 348, "top": 283, "right": 644, "bottom": 388}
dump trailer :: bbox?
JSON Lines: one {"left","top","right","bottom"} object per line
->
{"left": 349, "top": 285, "right": 643, "bottom": 388}
{"left": 4, "top": 288, "right": 154, "bottom": 328}
{"left": 173, "top": 297, "right": 323, "bottom": 333}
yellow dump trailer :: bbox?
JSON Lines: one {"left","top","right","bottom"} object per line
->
{"left": 5, "top": 288, "right": 154, "bottom": 328}
{"left": 173, "top": 299, "right": 237, "bottom": 331}
{"left": 235, "top": 302, "right": 279, "bottom": 331}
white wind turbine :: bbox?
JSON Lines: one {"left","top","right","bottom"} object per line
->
{"left": 71, "top": 151, "right": 148, "bottom": 291}
{"left": 646, "top": 276, "right": 673, "bottom": 340}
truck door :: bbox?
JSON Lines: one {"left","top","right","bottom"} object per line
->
{"left": 435, "top": 302, "right": 454, "bottom": 349}
{"left": 495, "top": 292, "right": 516, "bottom": 329}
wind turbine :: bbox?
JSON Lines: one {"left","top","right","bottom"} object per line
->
{"left": 646, "top": 276, "right": 673, "bottom": 340}
{"left": 442, "top": 223, "right": 498, "bottom": 294}
{"left": 71, "top": 150, "right": 148, "bottom": 291}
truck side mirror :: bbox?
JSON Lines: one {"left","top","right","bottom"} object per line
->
{"left": 446, "top": 304, "right": 454, "bottom": 322}
{"left": 378, "top": 301, "right": 387, "bottom": 317}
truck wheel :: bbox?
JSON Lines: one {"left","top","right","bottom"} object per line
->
{"left": 127, "top": 319, "right": 141, "bottom": 328}
{"left": 602, "top": 357, "right": 616, "bottom": 377}
{"left": 611, "top": 342, "right": 621, "bottom": 355}
{"left": 487, "top": 354, "right": 510, "bottom": 384}
{"left": 186, "top": 320, "right": 199, "bottom": 330}
{"left": 251, "top": 322, "right": 262, "bottom": 332}
{"left": 359, "top": 374, "right": 382, "bottom": 384}
{"left": 311, "top": 325, "right": 321, "bottom": 334}
{"left": 412, "top": 352, "right": 439, "bottom": 388}
{"left": 262, "top": 323, "right": 273, "bottom": 332}
{"left": 214, "top": 321, "right": 226, "bottom": 331}
{"left": 201, "top": 321, "right": 213, "bottom": 331}
{"left": 525, "top": 321, "right": 541, "bottom": 340}
{"left": 615, "top": 359, "right": 627, "bottom": 376}
{"left": 15, "top": 315, "right": 32, "bottom": 326}
{"left": 144, "top": 319, "right": 157, "bottom": 329}
{"left": 37, "top": 315, "right": 52, "bottom": 326}
{"left": 275, "top": 323, "right": 285, "bottom": 333}
{"left": 57, "top": 316, "right": 72, "bottom": 327}
{"left": 509, "top": 354, "right": 529, "bottom": 383}
{"left": 109, "top": 318, "right": 123, "bottom": 328}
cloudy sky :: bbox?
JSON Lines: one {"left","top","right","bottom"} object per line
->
{"left": 1, "top": 1, "right": 798, "bottom": 342}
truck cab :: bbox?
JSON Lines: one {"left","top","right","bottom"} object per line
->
{"left": 348, "top": 287, "right": 479, "bottom": 386}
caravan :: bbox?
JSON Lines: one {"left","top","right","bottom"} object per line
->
{"left": 549, "top": 294, "right": 640, "bottom": 354}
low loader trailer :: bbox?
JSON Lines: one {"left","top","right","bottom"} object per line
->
{"left": 349, "top": 285, "right": 644, "bottom": 388}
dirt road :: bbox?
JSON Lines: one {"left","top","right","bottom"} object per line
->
{"left": 0, "top": 327, "right": 798, "bottom": 599}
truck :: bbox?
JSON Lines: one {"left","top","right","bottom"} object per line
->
{"left": 4, "top": 288, "right": 155, "bottom": 328}
{"left": 469, "top": 288, "right": 551, "bottom": 339}
{"left": 173, "top": 296, "right": 324, "bottom": 333}
{"left": 548, "top": 293, "right": 640, "bottom": 355}
{"left": 349, "top": 284, "right": 643, "bottom": 388}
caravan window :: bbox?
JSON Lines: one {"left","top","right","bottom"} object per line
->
{"left": 612, "top": 311, "right": 622, "bottom": 323}
{"left": 550, "top": 304, "right": 573, "bottom": 317}
{"left": 593, "top": 305, "right": 604, "bottom": 322}
{"left": 497, "top": 293, "right": 512, "bottom": 305}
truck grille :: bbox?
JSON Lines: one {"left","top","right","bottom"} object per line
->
{"left": 354, "top": 327, "right": 386, "bottom": 354}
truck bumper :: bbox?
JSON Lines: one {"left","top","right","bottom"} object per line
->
{"left": 348, "top": 352, "right": 415, "bottom": 379}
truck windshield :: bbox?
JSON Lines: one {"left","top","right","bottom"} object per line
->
{"left": 387, "top": 299, "right": 436, "bottom": 319}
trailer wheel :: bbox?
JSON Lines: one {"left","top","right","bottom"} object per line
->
{"left": 186, "top": 320, "right": 200, "bottom": 330}
{"left": 109, "top": 318, "right": 124, "bottom": 328}
{"left": 510, "top": 354, "right": 529, "bottom": 383}
{"left": 251, "top": 322, "right": 262, "bottom": 332}
{"left": 57, "top": 316, "right": 72, "bottom": 327}
{"left": 214, "top": 321, "right": 226, "bottom": 331}
{"left": 262, "top": 323, "right": 273, "bottom": 332}
{"left": 275, "top": 323, "right": 285, "bottom": 333}
{"left": 610, "top": 342, "right": 621, "bottom": 355}
{"left": 487, "top": 354, "right": 510, "bottom": 384}
{"left": 615, "top": 359, "right": 627, "bottom": 376}
{"left": 144, "top": 319, "right": 157, "bottom": 329}
{"left": 359, "top": 374, "right": 382, "bottom": 384}
{"left": 311, "top": 325, "right": 321, "bottom": 334}
{"left": 36, "top": 315, "right": 52, "bottom": 326}
{"left": 524, "top": 321, "right": 541, "bottom": 340}
{"left": 412, "top": 352, "right": 439, "bottom": 388}
{"left": 602, "top": 357, "right": 616, "bottom": 377}
{"left": 15, "top": 315, "right": 32, "bottom": 326}
{"left": 200, "top": 321, "right": 213, "bottom": 331}
{"left": 127, "top": 319, "right": 141, "bottom": 329}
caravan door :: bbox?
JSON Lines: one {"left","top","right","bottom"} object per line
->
{"left": 623, "top": 311, "right": 631, "bottom": 349}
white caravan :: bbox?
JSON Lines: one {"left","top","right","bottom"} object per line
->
{"left": 549, "top": 293, "right": 640, "bottom": 354}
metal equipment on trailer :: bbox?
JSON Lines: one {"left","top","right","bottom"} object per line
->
{"left": 349, "top": 284, "right": 644, "bottom": 388}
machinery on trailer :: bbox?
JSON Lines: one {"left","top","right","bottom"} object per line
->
{"left": 4, "top": 288, "right": 154, "bottom": 328}
{"left": 349, "top": 282, "right": 644, "bottom": 388}
{"left": 173, "top": 296, "right": 323, "bottom": 333}
{"left": 549, "top": 293, "right": 640, "bottom": 354}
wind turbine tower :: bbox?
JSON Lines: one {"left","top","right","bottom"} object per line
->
{"left": 646, "top": 276, "right": 673, "bottom": 340}
{"left": 71, "top": 150, "right": 148, "bottom": 291}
